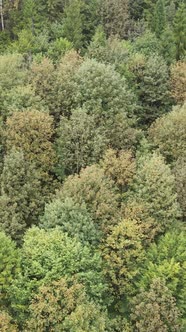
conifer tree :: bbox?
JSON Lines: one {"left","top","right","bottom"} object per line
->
{"left": 154, "top": 0, "right": 166, "bottom": 37}
{"left": 173, "top": 3, "right": 186, "bottom": 60}
{"left": 62, "top": 0, "right": 83, "bottom": 49}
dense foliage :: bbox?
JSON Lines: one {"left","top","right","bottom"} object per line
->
{"left": 0, "top": 0, "right": 185, "bottom": 330}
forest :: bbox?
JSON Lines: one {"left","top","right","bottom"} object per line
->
{"left": 0, "top": 0, "right": 186, "bottom": 331}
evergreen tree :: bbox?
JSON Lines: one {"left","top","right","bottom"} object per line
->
{"left": 154, "top": 0, "right": 166, "bottom": 37}
{"left": 173, "top": 3, "right": 186, "bottom": 59}
{"left": 62, "top": 0, "right": 83, "bottom": 50}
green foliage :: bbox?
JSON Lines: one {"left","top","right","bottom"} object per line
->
{"left": 127, "top": 152, "right": 180, "bottom": 233}
{"left": 87, "top": 33, "right": 130, "bottom": 69}
{"left": 26, "top": 278, "right": 107, "bottom": 332}
{"left": 0, "top": 54, "right": 27, "bottom": 119}
{"left": 0, "top": 1, "right": 185, "bottom": 329}
{"left": 131, "top": 278, "right": 182, "bottom": 332}
{"left": 20, "top": 227, "right": 107, "bottom": 302}
{"left": 47, "top": 37, "right": 73, "bottom": 62}
{"left": 102, "top": 219, "right": 144, "bottom": 297}
{"left": 0, "top": 149, "right": 45, "bottom": 241}
{"left": 0, "top": 232, "right": 20, "bottom": 307}
{"left": 62, "top": 0, "right": 83, "bottom": 50}
{"left": 170, "top": 61, "right": 186, "bottom": 104}
{"left": 30, "top": 51, "right": 82, "bottom": 121}
{"left": 0, "top": 311, "right": 17, "bottom": 332}
{"left": 40, "top": 197, "right": 100, "bottom": 245}
{"left": 59, "top": 164, "right": 120, "bottom": 232}
{"left": 56, "top": 108, "right": 108, "bottom": 176}
{"left": 75, "top": 58, "right": 135, "bottom": 118}
{"left": 149, "top": 104, "right": 186, "bottom": 162}
{"left": 138, "top": 231, "right": 186, "bottom": 317}
{"left": 101, "top": 149, "right": 136, "bottom": 192}
{"left": 131, "top": 31, "right": 161, "bottom": 56}
{"left": 153, "top": 0, "right": 166, "bottom": 37}
{"left": 130, "top": 53, "right": 172, "bottom": 126}
{"left": 160, "top": 27, "right": 176, "bottom": 64}
{"left": 173, "top": 3, "right": 186, "bottom": 60}
{"left": 4, "top": 110, "right": 56, "bottom": 176}
{"left": 174, "top": 157, "right": 186, "bottom": 220}
{"left": 100, "top": 0, "right": 129, "bottom": 38}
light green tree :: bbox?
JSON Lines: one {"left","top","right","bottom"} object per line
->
{"left": 59, "top": 164, "right": 120, "bottom": 232}
{"left": 127, "top": 152, "right": 180, "bottom": 233}
{"left": 149, "top": 104, "right": 186, "bottom": 162}
{"left": 40, "top": 197, "right": 100, "bottom": 245}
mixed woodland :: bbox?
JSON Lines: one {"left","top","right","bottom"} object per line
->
{"left": 0, "top": 0, "right": 186, "bottom": 330}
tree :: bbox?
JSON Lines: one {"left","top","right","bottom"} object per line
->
{"left": 170, "top": 61, "right": 186, "bottom": 104}
{"left": 105, "top": 112, "right": 141, "bottom": 151}
{"left": 75, "top": 59, "right": 135, "bottom": 119}
{"left": 4, "top": 110, "right": 56, "bottom": 181}
{"left": 127, "top": 152, "right": 180, "bottom": 233}
{"left": 153, "top": 0, "right": 166, "bottom": 37}
{"left": 0, "top": 232, "right": 20, "bottom": 307}
{"left": 0, "top": 54, "right": 28, "bottom": 120}
{"left": 122, "top": 200, "right": 160, "bottom": 244}
{"left": 20, "top": 227, "right": 107, "bottom": 302}
{"left": 47, "top": 37, "right": 73, "bottom": 62}
{"left": 59, "top": 164, "right": 120, "bottom": 232}
{"left": 160, "top": 27, "right": 176, "bottom": 64}
{"left": 40, "top": 197, "right": 100, "bottom": 245}
{"left": 138, "top": 231, "right": 186, "bottom": 318}
{"left": 62, "top": 0, "right": 83, "bottom": 50}
{"left": 100, "top": 149, "right": 136, "bottom": 193}
{"left": 173, "top": 3, "right": 186, "bottom": 60}
{"left": 130, "top": 53, "right": 172, "bottom": 126}
{"left": 131, "top": 278, "right": 181, "bottom": 332}
{"left": 102, "top": 219, "right": 144, "bottom": 298}
{"left": 174, "top": 157, "right": 186, "bottom": 220}
{"left": 0, "top": 0, "right": 4, "bottom": 31}
{"left": 0, "top": 311, "right": 17, "bottom": 332}
{"left": 0, "top": 149, "right": 45, "bottom": 241}
{"left": 131, "top": 31, "right": 161, "bottom": 57}
{"left": 30, "top": 51, "right": 82, "bottom": 122}
{"left": 56, "top": 108, "right": 108, "bottom": 176}
{"left": 87, "top": 32, "right": 130, "bottom": 69}
{"left": 149, "top": 104, "right": 186, "bottom": 162}
{"left": 100, "top": 0, "right": 129, "bottom": 38}
{"left": 26, "top": 278, "right": 106, "bottom": 332}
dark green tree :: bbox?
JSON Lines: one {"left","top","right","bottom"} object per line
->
{"left": 173, "top": 3, "right": 186, "bottom": 60}
{"left": 62, "top": 0, "right": 83, "bottom": 50}
{"left": 56, "top": 108, "right": 108, "bottom": 176}
{"left": 0, "top": 149, "right": 45, "bottom": 241}
{"left": 153, "top": 0, "right": 166, "bottom": 37}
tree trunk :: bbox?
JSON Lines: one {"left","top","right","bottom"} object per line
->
{"left": 0, "top": 0, "right": 4, "bottom": 31}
